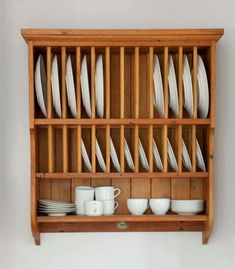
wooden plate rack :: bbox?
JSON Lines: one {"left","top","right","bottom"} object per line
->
{"left": 21, "top": 29, "right": 223, "bottom": 245}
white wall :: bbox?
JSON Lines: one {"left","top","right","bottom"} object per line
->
{"left": 1, "top": 0, "right": 235, "bottom": 268}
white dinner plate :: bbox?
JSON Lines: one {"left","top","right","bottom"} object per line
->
{"left": 110, "top": 138, "right": 121, "bottom": 172}
{"left": 153, "top": 54, "right": 164, "bottom": 118}
{"left": 35, "top": 55, "right": 47, "bottom": 117}
{"left": 81, "top": 139, "right": 92, "bottom": 172}
{"left": 51, "top": 55, "right": 62, "bottom": 117}
{"left": 182, "top": 139, "right": 192, "bottom": 171}
{"left": 153, "top": 138, "right": 163, "bottom": 171}
{"left": 124, "top": 138, "right": 135, "bottom": 171}
{"left": 38, "top": 208, "right": 75, "bottom": 213}
{"left": 183, "top": 55, "right": 193, "bottom": 117}
{"left": 197, "top": 55, "right": 209, "bottom": 118}
{"left": 95, "top": 55, "right": 104, "bottom": 118}
{"left": 167, "top": 138, "right": 178, "bottom": 171}
{"left": 81, "top": 55, "right": 92, "bottom": 118}
{"left": 48, "top": 213, "right": 67, "bottom": 217}
{"left": 138, "top": 138, "right": 149, "bottom": 171}
{"left": 196, "top": 139, "right": 206, "bottom": 171}
{"left": 66, "top": 55, "right": 77, "bottom": 117}
{"left": 96, "top": 138, "right": 106, "bottom": 172}
{"left": 168, "top": 55, "right": 179, "bottom": 117}
{"left": 39, "top": 199, "right": 75, "bottom": 207}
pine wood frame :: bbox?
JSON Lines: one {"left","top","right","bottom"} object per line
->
{"left": 21, "top": 29, "right": 223, "bottom": 245}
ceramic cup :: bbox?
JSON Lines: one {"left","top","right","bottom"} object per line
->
{"left": 149, "top": 199, "right": 170, "bottom": 215}
{"left": 75, "top": 201, "right": 85, "bottom": 215}
{"left": 127, "top": 199, "right": 148, "bottom": 215}
{"left": 84, "top": 201, "right": 103, "bottom": 216}
{"left": 75, "top": 186, "right": 94, "bottom": 202}
{"left": 95, "top": 186, "right": 121, "bottom": 201}
{"left": 103, "top": 200, "right": 119, "bottom": 216}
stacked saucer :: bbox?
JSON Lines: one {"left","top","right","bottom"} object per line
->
{"left": 171, "top": 200, "right": 204, "bottom": 215}
{"left": 38, "top": 200, "right": 76, "bottom": 216}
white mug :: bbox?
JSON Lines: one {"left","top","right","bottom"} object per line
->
{"left": 95, "top": 186, "right": 121, "bottom": 200}
{"left": 127, "top": 199, "right": 148, "bottom": 215}
{"left": 84, "top": 201, "right": 103, "bottom": 216}
{"left": 75, "top": 201, "right": 85, "bottom": 215}
{"left": 103, "top": 200, "right": 119, "bottom": 216}
{"left": 75, "top": 186, "right": 94, "bottom": 202}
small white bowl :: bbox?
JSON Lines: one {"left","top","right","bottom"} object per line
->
{"left": 127, "top": 199, "right": 148, "bottom": 215}
{"left": 150, "top": 199, "right": 170, "bottom": 215}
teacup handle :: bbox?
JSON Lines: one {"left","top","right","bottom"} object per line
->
{"left": 114, "top": 201, "right": 119, "bottom": 210}
{"left": 114, "top": 188, "right": 121, "bottom": 198}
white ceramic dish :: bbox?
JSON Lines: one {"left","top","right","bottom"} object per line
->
{"left": 35, "top": 55, "right": 47, "bottom": 117}
{"left": 81, "top": 139, "right": 92, "bottom": 172}
{"left": 183, "top": 55, "right": 193, "bottom": 117}
{"left": 168, "top": 55, "right": 179, "bottom": 117}
{"left": 110, "top": 138, "right": 121, "bottom": 172}
{"left": 138, "top": 138, "right": 149, "bottom": 171}
{"left": 66, "top": 55, "right": 77, "bottom": 117}
{"left": 196, "top": 139, "right": 206, "bottom": 171}
{"left": 197, "top": 55, "right": 209, "bottom": 118}
{"left": 95, "top": 55, "right": 104, "bottom": 118}
{"left": 167, "top": 138, "right": 178, "bottom": 171}
{"left": 81, "top": 55, "right": 92, "bottom": 117}
{"left": 51, "top": 55, "right": 62, "bottom": 117}
{"left": 124, "top": 138, "right": 135, "bottom": 171}
{"left": 127, "top": 199, "right": 148, "bottom": 215}
{"left": 96, "top": 138, "right": 106, "bottom": 172}
{"left": 182, "top": 138, "right": 192, "bottom": 171}
{"left": 153, "top": 138, "right": 163, "bottom": 171}
{"left": 153, "top": 54, "right": 164, "bottom": 118}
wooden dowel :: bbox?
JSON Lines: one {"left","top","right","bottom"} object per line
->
{"left": 47, "top": 47, "right": 54, "bottom": 173}
{"left": 163, "top": 47, "right": 169, "bottom": 172}
{"left": 91, "top": 47, "right": 96, "bottom": 172}
{"left": 134, "top": 47, "right": 139, "bottom": 172}
{"left": 76, "top": 47, "right": 82, "bottom": 172}
{"left": 61, "top": 47, "right": 68, "bottom": 172}
{"left": 120, "top": 47, "right": 125, "bottom": 172}
{"left": 149, "top": 47, "right": 154, "bottom": 172}
{"left": 105, "top": 47, "right": 111, "bottom": 172}
{"left": 192, "top": 47, "right": 198, "bottom": 172}
{"left": 177, "top": 47, "right": 183, "bottom": 172}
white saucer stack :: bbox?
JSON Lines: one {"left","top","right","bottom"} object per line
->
{"left": 38, "top": 199, "right": 76, "bottom": 216}
{"left": 171, "top": 200, "right": 204, "bottom": 215}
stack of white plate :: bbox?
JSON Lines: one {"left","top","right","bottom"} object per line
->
{"left": 171, "top": 200, "right": 204, "bottom": 215}
{"left": 38, "top": 200, "right": 76, "bottom": 216}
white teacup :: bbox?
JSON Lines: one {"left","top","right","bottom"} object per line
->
{"left": 95, "top": 186, "right": 121, "bottom": 201}
{"left": 84, "top": 201, "right": 103, "bottom": 216}
{"left": 127, "top": 199, "right": 148, "bottom": 215}
{"left": 150, "top": 199, "right": 170, "bottom": 215}
{"left": 103, "top": 200, "right": 119, "bottom": 216}
{"left": 75, "top": 186, "right": 94, "bottom": 202}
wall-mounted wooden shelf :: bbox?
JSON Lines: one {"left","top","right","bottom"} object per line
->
{"left": 22, "top": 28, "right": 223, "bottom": 245}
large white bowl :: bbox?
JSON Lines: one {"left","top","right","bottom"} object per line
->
{"left": 127, "top": 199, "right": 148, "bottom": 215}
{"left": 150, "top": 199, "right": 170, "bottom": 215}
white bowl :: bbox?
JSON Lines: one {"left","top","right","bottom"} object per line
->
{"left": 150, "top": 199, "right": 170, "bottom": 215}
{"left": 127, "top": 199, "right": 148, "bottom": 215}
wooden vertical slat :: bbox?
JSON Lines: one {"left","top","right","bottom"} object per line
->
{"left": 120, "top": 47, "right": 125, "bottom": 172}
{"left": 177, "top": 47, "right": 183, "bottom": 172}
{"left": 163, "top": 47, "right": 168, "bottom": 172}
{"left": 71, "top": 47, "right": 82, "bottom": 201}
{"left": 91, "top": 47, "right": 96, "bottom": 173}
{"left": 47, "top": 47, "right": 54, "bottom": 174}
{"left": 61, "top": 47, "right": 68, "bottom": 173}
{"left": 192, "top": 47, "right": 198, "bottom": 173}
{"left": 105, "top": 47, "right": 111, "bottom": 173}
{"left": 134, "top": 47, "right": 139, "bottom": 172}
{"left": 28, "top": 41, "right": 35, "bottom": 129}
{"left": 148, "top": 47, "right": 154, "bottom": 173}
{"left": 76, "top": 47, "right": 82, "bottom": 172}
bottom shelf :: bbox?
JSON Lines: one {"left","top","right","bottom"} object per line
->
{"left": 36, "top": 215, "right": 207, "bottom": 233}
